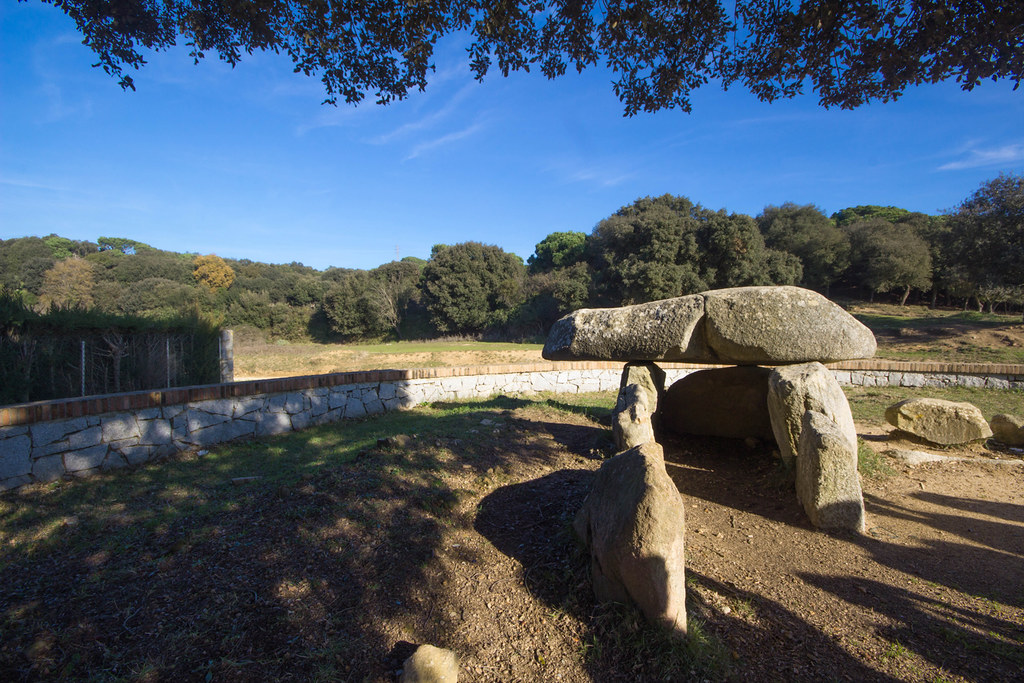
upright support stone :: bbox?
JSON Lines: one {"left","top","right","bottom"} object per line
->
{"left": 796, "top": 412, "right": 866, "bottom": 533}
{"left": 574, "top": 442, "right": 687, "bottom": 636}
{"left": 767, "top": 362, "right": 856, "bottom": 468}
{"left": 612, "top": 362, "right": 665, "bottom": 451}
{"left": 613, "top": 384, "right": 656, "bottom": 451}
{"left": 619, "top": 361, "right": 667, "bottom": 407}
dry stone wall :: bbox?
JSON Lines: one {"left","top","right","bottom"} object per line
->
{"left": 0, "top": 366, "right": 623, "bottom": 491}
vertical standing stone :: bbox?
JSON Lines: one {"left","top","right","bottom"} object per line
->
{"left": 574, "top": 442, "right": 687, "bottom": 636}
{"left": 767, "top": 362, "right": 856, "bottom": 468}
{"left": 796, "top": 412, "right": 865, "bottom": 533}
{"left": 612, "top": 362, "right": 665, "bottom": 451}
{"left": 613, "top": 383, "right": 656, "bottom": 451}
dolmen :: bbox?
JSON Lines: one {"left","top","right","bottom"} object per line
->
{"left": 548, "top": 286, "right": 875, "bottom": 635}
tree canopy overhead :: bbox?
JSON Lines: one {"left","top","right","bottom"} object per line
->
{"left": 44, "top": 0, "right": 1023, "bottom": 114}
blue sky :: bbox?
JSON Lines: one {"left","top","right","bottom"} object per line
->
{"left": 2, "top": 2, "right": 1023, "bottom": 271}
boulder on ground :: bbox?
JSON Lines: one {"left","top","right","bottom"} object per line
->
{"left": 885, "top": 398, "right": 993, "bottom": 445}
{"left": 990, "top": 414, "right": 1024, "bottom": 447}
{"left": 767, "top": 362, "right": 856, "bottom": 467}
{"left": 796, "top": 412, "right": 866, "bottom": 533}
{"left": 703, "top": 286, "right": 876, "bottom": 364}
{"left": 400, "top": 644, "right": 459, "bottom": 682}
{"left": 613, "top": 383, "right": 656, "bottom": 451}
{"left": 659, "top": 366, "right": 774, "bottom": 440}
{"left": 543, "top": 295, "right": 706, "bottom": 361}
{"left": 574, "top": 441, "right": 687, "bottom": 636}
{"left": 543, "top": 286, "right": 876, "bottom": 364}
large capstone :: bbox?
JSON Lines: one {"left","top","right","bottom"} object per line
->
{"left": 543, "top": 294, "right": 707, "bottom": 361}
{"left": 543, "top": 286, "right": 875, "bottom": 364}
{"left": 574, "top": 441, "right": 687, "bottom": 636}
{"left": 702, "top": 287, "right": 876, "bottom": 364}
{"left": 885, "top": 398, "right": 993, "bottom": 446}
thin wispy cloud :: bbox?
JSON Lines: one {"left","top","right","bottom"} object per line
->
{"left": 568, "top": 167, "right": 634, "bottom": 187}
{"left": 404, "top": 122, "right": 485, "bottom": 160}
{"left": 939, "top": 142, "right": 1024, "bottom": 171}
{"left": 546, "top": 157, "right": 636, "bottom": 188}
{"left": 370, "top": 81, "right": 477, "bottom": 144}
{"left": 295, "top": 105, "right": 365, "bottom": 135}
{"left": 0, "top": 175, "right": 68, "bottom": 192}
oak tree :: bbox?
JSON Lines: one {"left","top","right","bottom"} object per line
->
{"left": 40, "top": 0, "right": 1024, "bottom": 115}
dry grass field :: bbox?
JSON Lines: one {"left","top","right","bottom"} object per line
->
{"left": 233, "top": 304, "right": 1024, "bottom": 380}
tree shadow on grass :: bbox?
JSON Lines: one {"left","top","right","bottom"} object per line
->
{"left": 0, "top": 396, "right": 612, "bottom": 682}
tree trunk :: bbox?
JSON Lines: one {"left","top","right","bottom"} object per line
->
{"left": 900, "top": 285, "right": 911, "bottom": 306}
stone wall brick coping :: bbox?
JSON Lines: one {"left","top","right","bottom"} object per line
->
{"left": 1, "top": 360, "right": 1020, "bottom": 428}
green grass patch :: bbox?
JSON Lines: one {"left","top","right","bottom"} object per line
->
{"left": 858, "top": 438, "right": 896, "bottom": 478}
{"left": 0, "top": 392, "right": 610, "bottom": 570}
{"left": 874, "top": 346, "right": 1024, "bottom": 365}
{"left": 852, "top": 307, "right": 1016, "bottom": 332}
{"left": 844, "top": 386, "right": 1024, "bottom": 427}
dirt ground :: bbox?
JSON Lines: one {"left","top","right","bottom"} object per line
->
{"left": 3, "top": 400, "right": 1020, "bottom": 682}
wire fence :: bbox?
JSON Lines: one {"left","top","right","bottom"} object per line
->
{"left": 1, "top": 324, "right": 220, "bottom": 405}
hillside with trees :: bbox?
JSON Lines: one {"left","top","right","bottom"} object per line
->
{"left": 2, "top": 174, "right": 1022, "bottom": 343}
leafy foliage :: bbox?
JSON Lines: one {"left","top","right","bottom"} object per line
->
{"left": 38, "top": 257, "right": 97, "bottom": 310}
{"left": 846, "top": 218, "right": 932, "bottom": 304}
{"left": 946, "top": 173, "right": 1024, "bottom": 316}
{"left": 41, "top": 0, "right": 1024, "bottom": 115}
{"left": 758, "top": 203, "right": 849, "bottom": 291}
{"left": 193, "top": 253, "right": 236, "bottom": 291}
{"left": 422, "top": 242, "right": 526, "bottom": 333}
{"left": 3, "top": 175, "right": 1022, "bottom": 341}
{"left": 588, "top": 194, "right": 800, "bottom": 305}
{"left": 832, "top": 205, "right": 911, "bottom": 227}
{"left": 0, "top": 291, "right": 220, "bottom": 404}
{"left": 528, "top": 231, "right": 588, "bottom": 274}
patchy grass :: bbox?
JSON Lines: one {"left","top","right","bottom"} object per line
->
{"left": 844, "top": 386, "right": 1024, "bottom": 428}
{"left": 3, "top": 387, "right": 1022, "bottom": 682}
{"left": 0, "top": 393, "right": 617, "bottom": 681}
{"left": 858, "top": 438, "right": 896, "bottom": 478}
{"left": 847, "top": 303, "right": 1024, "bottom": 365}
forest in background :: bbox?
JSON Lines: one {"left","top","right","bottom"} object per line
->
{"left": 2, "top": 174, "right": 1022, "bottom": 344}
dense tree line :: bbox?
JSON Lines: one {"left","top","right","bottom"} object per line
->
{"left": 2, "top": 174, "right": 1022, "bottom": 341}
